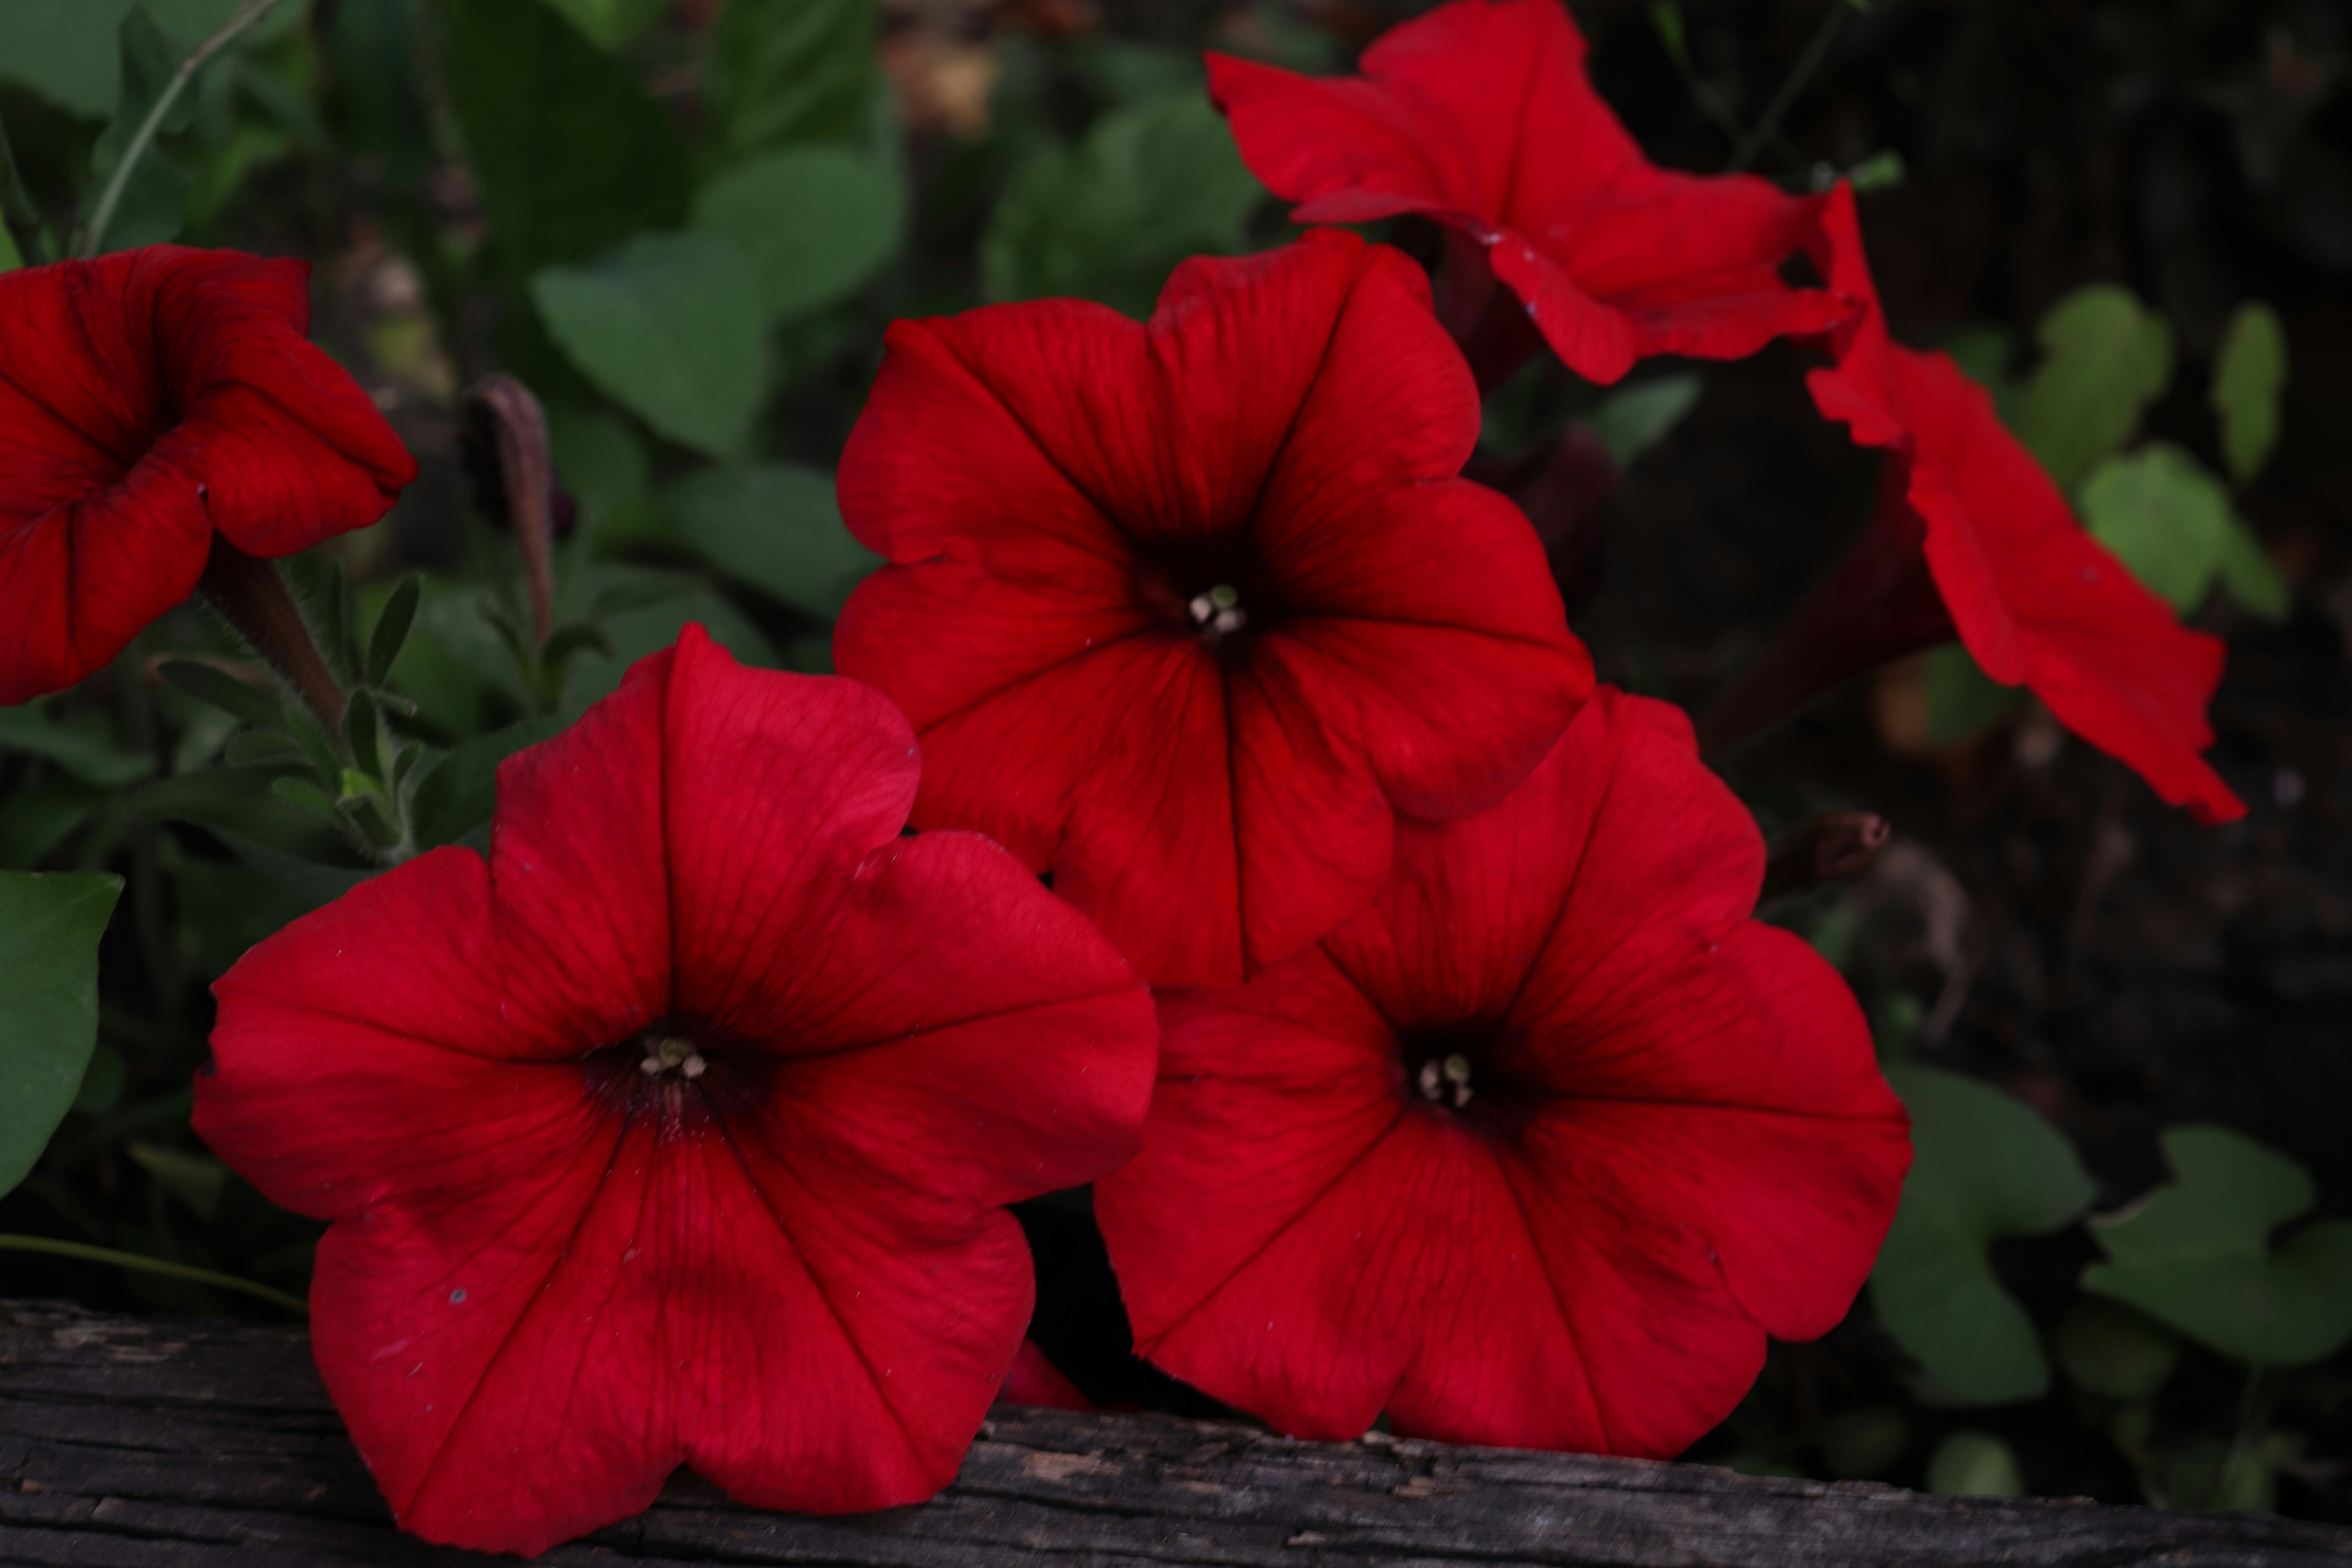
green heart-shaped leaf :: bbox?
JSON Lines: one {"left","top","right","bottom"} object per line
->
{"left": 1870, "top": 1065, "right": 2095, "bottom": 1405}
{"left": 2083, "top": 1124, "right": 2352, "bottom": 1367}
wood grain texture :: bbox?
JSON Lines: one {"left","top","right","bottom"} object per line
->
{"left": 3, "top": 1302, "right": 2347, "bottom": 1567}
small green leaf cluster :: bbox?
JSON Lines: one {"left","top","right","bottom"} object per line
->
{"left": 1867, "top": 1067, "right": 2351, "bottom": 1511}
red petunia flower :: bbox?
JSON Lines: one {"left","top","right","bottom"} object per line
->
{"left": 1794, "top": 183, "right": 2243, "bottom": 823}
{"left": 0, "top": 246, "right": 417, "bottom": 704}
{"left": 834, "top": 229, "right": 1593, "bottom": 988}
{"left": 191, "top": 627, "right": 1157, "bottom": 1557}
{"left": 1096, "top": 689, "right": 1909, "bottom": 1454}
{"left": 1206, "top": 0, "right": 1849, "bottom": 386}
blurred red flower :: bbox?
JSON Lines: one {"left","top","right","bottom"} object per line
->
{"left": 835, "top": 229, "right": 1592, "bottom": 987}
{"left": 192, "top": 627, "right": 1157, "bottom": 1557}
{"left": 1097, "top": 689, "right": 1909, "bottom": 1454}
{"left": 1803, "top": 184, "right": 2244, "bottom": 823}
{"left": 1206, "top": 0, "right": 1847, "bottom": 385}
{"left": 0, "top": 247, "right": 415, "bottom": 704}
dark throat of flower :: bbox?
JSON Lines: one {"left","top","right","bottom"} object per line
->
{"left": 1395, "top": 1020, "right": 1532, "bottom": 1130}
{"left": 583, "top": 1019, "right": 767, "bottom": 1135}
{"left": 1138, "top": 539, "right": 1286, "bottom": 663}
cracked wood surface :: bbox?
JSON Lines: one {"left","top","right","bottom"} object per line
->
{"left": 3, "top": 1302, "right": 2349, "bottom": 1567}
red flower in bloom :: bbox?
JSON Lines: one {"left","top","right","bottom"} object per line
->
{"left": 834, "top": 230, "right": 1592, "bottom": 988}
{"left": 192, "top": 627, "right": 1156, "bottom": 1557}
{"left": 0, "top": 247, "right": 416, "bottom": 704}
{"left": 1206, "top": 0, "right": 1848, "bottom": 386}
{"left": 1097, "top": 690, "right": 1909, "bottom": 1454}
{"left": 1799, "top": 184, "right": 2243, "bottom": 823}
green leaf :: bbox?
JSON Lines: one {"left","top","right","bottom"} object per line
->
{"left": 365, "top": 576, "right": 423, "bottom": 687}
{"left": 543, "top": 0, "right": 666, "bottom": 49}
{"left": 982, "top": 90, "right": 1264, "bottom": 320}
{"left": 2016, "top": 284, "right": 2173, "bottom": 492}
{"left": 703, "top": 0, "right": 878, "bottom": 161}
{"left": 2082, "top": 1124, "right": 2352, "bottom": 1367}
{"left": 661, "top": 462, "right": 880, "bottom": 618}
{"left": 0, "top": 777, "right": 102, "bottom": 870}
{"left": 1924, "top": 1431, "right": 2023, "bottom": 1498}
{"left": 1869, "top": 1065, "right": 2095, "bottom": 1406}
{"left": 690, "top": 145, "right": 906, "bottom": 322}
{"left": 1583, "top": 374, "right": 1703, "bottom": 468}
{"left": 171, "top": 830, "right": 375, "bottom": 977}
{"left": 532, "top": 233, "right": 770, "bottom": 457}
{"left": 2217, "top": 519, "right": 2290, "bottom": 621}
{"left": 160, "top": 658, "right": 286, "bottom": 731}
{"left": 0, "top": 1, "right": 132, "bottom": 115}
{"left": 407, "top": 716, "right": 566, "bottom": 851}
{"left": 2052, "top": 1296, "right": 2180, "bottom": 1401}
{"left": 0, "top": 705, "right": 156, "bottom": 789}
{"left": 2211, "top": 302, "right": 2287, "bottom": 485}
{"left": 1922, "top": 643, "right": 2019, "bottom": 744}
{"left": 0, "top": 871, "right": 124, "bottom": 1197}
{"left": 2078, "top": 443, "right": 2235, "bottom": 611}
{"left": 88, "top": 6, "right": 197, "bottom": 252}
{"left": 133, "top": 766, "right": 371, "bottom": 867}
{"left": 439, "top": 0, "right": 690, "bottom": 278}
{"left": 558, "top": 566, "right": 779, "bottom": 713}
{"left": 0, "top": 0, "right": 287, "bottom": 117}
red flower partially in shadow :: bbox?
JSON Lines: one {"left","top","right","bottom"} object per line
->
{"left": 193, "top": 627, "right": 1157, "bottom": 1557}
{"left": 0, "top": 247, "right": 416, "bottom": 704}
{"left": 1206, "top": 0, "right": 1847, "bottom": 386}
{"left": 1097, "top": 689, "right": 1909, "bottom": 1454}
{"left": 1710, "top": 184, "right": 2242, "bottom": 823}
{"left": 834, "top": 230, "right": 1591, "bottom": 988}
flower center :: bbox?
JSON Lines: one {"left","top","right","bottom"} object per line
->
{"left": 1417, "top": 1051, "right": 1475, "bottom": 1109}
{"left": 1187, "top": 583, "right": 1248, "bottom": 643}
{"left": 582, "top": 1018, "right": 768, "bottom": 1136}
{"left": 637, "top": 1033, "right": 708, "bottom": 1080}
{"left": 1398, "top": 1021, "right": 1520, "bottom": 1121}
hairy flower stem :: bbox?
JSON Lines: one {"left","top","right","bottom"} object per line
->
{"left": 198, "top": 534, "right": 348, "bottom": 730}
{"left": 1698, "top": 467, "right": 1956, "bottom": 759}
{"left": 77, "top": 0, "right": 287, "bottom": 259}
{"left": 465, "top": 374, "right": 558, "bottom": 647}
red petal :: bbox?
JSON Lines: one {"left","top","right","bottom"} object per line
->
{"left": 0, "top": 248, "right": 414, "bottom": 702}
{"left": 1209, "top": 0, "right": 1841, "bottom": 384}
{"left": 1806, "top": 186, "right": 2243, "bottom": 823}
{"left": 1101, "top": 690, "right": 1907, "bottom": 1455}
{"left": 1001, "top": 1340, "right": 1095, "bottom": 1411}
{"left": 197, "top": 629, "right": 1157, "bottom": 1554}
{"left": 839, "top": 232, "right": 1588, "bottom": 985}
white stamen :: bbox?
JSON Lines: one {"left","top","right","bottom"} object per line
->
{"left": 1418, "top": 1060, "right": 1444, "bottom": 1102}
{"left": 681, "top": 1053, "right": 707, "bottom": 1080}
{"left": 1188, "top": 593, "right": 1216, "bottom": 624}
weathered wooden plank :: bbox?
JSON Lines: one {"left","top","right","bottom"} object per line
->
{"left": 2, "top": 1302, "right": 2346, "bottom": 1567}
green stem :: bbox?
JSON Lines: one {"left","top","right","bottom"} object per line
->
{"left": 1729, "top": 0, "right": 1856, "bottom": 174}
{"left": 77, "top": 0, "right": 286, "bottom": 260}
{"left": 0, "top": 1235, "right": 308, "bottom": 1315}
